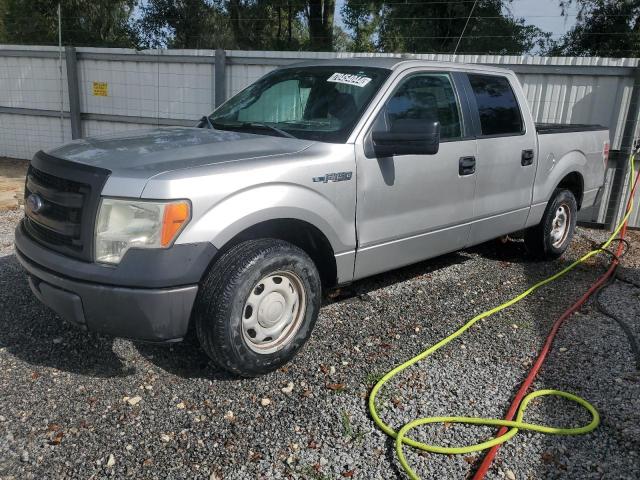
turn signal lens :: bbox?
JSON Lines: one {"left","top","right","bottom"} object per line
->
{"left": 603, "top": 141, "right": 610, "bottom": 169}
{"left": 161, "top": 201, "right": 190, "bottom": 247}
{"left": 95, "top": 198, "right": 191, "bottom": 264}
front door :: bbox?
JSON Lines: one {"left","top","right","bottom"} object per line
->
{"left": 354, "top": 71, "right": 477, "bottom": 280}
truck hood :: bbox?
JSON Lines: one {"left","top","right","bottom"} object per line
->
{"left": 46, "top": 127, "right": 315, "bottom": 180}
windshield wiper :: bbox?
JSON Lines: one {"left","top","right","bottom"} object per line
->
{"left": 242, "top": 122, "right": 297, "bottom": 139}
{"left": 197, "top": 115, "right": 214, "bottom": 129}
{"left": 211, "top": 120, "right": 296, "bottom": 139}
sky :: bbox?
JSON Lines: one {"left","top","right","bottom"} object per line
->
{"left": 335, "top": 0, "right": 580, "bottom": 39}
{"left": 508, "top": 0, "right": 578, "bottom": 37}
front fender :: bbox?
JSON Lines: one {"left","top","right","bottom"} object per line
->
{"left": 179, "top": 183, "right": 355, "bottom": 254}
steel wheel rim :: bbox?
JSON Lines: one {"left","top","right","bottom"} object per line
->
{"left": 241, "top": 270, "right": 306, "bottom": 354}
{"left": 550, "top": 203, "right": 571, "bottom": 248}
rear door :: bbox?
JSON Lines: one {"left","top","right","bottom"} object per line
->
{"left": 353, "top": 70, "right": 478, "bottom": 279}
{"left": 463, "top": 72, "right": 537, "bottom": 245}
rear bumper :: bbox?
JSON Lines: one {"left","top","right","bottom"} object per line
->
{"left": 14, "top": 221, "right": 216, "bottom": 342}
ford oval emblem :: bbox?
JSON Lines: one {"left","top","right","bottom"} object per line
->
{"left": 27, "top": 193, "right": 44, "bottom": 214}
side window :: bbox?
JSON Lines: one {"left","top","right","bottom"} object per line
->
{"left": 468, "top": 74, "right": 524, "bottom": 136}
{"left": 383, "top": 73, "right": 462, "bottom": 141}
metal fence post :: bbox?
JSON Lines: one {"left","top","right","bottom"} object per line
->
{"left": 214, "top": 49, "right": 226, "bottom": 108}
{"left": 607, "top": 66, "right": 640, "bottom": 230}
{"left": 64, "top": 46, "right": 82, "bottom": 139}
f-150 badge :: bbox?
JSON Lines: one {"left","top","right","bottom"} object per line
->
{"left": 313, "top": 172, "right": 353, "bottom": 183}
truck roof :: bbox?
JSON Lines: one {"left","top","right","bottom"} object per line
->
{"left": 286, "top": 57, "right": 515, "bottom": 75}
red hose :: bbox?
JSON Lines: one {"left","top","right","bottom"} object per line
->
{"left": 473, "top": 167, "right": 640, "bottom": 480}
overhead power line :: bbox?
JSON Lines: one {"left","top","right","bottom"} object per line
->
{"left": 454, "top": 0, "right": 479, "bottom": 55}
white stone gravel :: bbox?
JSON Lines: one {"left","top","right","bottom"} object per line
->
{"left": 0, "top": 208, "right": 638, "bottom": 480}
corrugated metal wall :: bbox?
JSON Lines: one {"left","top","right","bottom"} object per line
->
{"left": 78, "top": 58, "right": 213, "bottom": 120}
{"left": 1, "top": 45, "right": 639, "bottom": 227}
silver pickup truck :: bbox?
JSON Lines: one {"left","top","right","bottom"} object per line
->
{"left": 15, "top": 58, "right": 609, "bottom": 376}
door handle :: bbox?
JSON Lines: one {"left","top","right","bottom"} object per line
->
{"left": 521, "top": 149, "right": 535, "bottom": 166}
{"left": 459, "top": 156, "right": 476, "bottom": 176}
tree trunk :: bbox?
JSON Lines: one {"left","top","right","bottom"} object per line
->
{"left": 229, "top": 0, "right": 243, "bottom": 49}
{"left": 307, "top": 0, "right": 334, "bottom": 51}
{"left": 288, "top": 1, "right": 293, "bottom": 44}
{"left": 277, "top": 4, "right": 282, "bottom": 41}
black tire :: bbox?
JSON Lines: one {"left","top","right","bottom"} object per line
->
{"left": 525, "top": 189, "right": 577, "bottom": 259}
{"left": 194, "top": 239, "right": 321, "bottom": 377}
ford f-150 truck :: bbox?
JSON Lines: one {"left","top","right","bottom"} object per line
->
{"left": 15, "top": 58, "right": 609, "bottom": 376}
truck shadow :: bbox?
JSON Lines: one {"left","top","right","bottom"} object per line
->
{"left": 0, "top": 239, "right": 552, "bottom": 383}
{"left": 322, "top": 250, "right": 471, "bottom": 306}
{"left": 134, "top": 249, "right": 473, "bottom": 379}
{"left": 0, "top": 253, "right": 135, "bottom": 378}
{"left": 134, "top": 335, "right": 236, "bottom": 380}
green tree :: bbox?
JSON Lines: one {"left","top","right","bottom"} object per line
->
{"left": 2, "top": 0, "right": 137, "bottom": 47}
{"left": 340, "top": 0, "right": 379, "bottom": 52}
{"left": 0, "top": 0, "right": 7, "bottom": 42}
{"left": 552, "top": 0, "right": 640, "bottom": 57}
{"left": 306, "top": 0, "right": 334, "bottom": 50}
{"left": 136, "top": 0, "right": 307, "bottom": 50}
{"left": 226, "top": 0, "right": 307, "bottom": 50}
{"left": 136, "top": 0, "right": 232, "bottom": 48}
{"left": 342, "top": 0, "right": 551, "bottom": 55}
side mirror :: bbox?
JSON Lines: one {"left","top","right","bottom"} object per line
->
{"left": 372, "top": 120, "right": 440, "bottom": 157}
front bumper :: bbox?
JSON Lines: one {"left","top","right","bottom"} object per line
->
{"left": 15, "top": 221, "right": 217, "bottom": 342}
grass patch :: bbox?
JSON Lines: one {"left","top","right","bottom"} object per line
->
{"left": 364, "top": 370, "right": 384, "bottom": 386}
{"left": 300, "top": 466, "right": 332, "bottom": 480}
{"left": 341, "top": 410, "right": 367, "bottom": 443}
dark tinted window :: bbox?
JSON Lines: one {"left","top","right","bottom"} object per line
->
{"left": 468, "top": 74, "right": 523, "bottom": 136}
{"left": 384, "top": 74, "right": 462, "bottom": 140}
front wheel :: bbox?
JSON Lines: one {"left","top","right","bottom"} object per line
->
{"left": 525, "top": 188, "right": 577, "bottom": 259}
{"left": 194, "top": 239, "right": 321, "bottom": 377}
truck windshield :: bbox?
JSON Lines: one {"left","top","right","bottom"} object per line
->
{"left": 209, "top": 66, "right": 390, "bottom": 143}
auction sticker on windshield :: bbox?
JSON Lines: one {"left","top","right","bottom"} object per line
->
{"left": 327, "top": 72, "right": 372, "bottom": 87}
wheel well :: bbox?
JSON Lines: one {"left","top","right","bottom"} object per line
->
{"left": 557, "top": 172, "right": 584, "bottom": 209}
{"left": 219, "top": 219, "right": 338, "bottom": 288}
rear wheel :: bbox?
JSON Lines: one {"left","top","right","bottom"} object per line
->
{"left": 525, "top": 189, "right": 577, "bottom": 259}
{"left": 194, "top": 239, "right": 321, "bottom": 377}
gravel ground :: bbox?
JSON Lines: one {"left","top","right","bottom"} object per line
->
{"left": 0, "top": 208, "right": 639, "bottom": 480}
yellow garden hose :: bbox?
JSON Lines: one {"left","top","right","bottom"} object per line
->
{"left": 368, "top": 152, "right": 638, "bottom": 480}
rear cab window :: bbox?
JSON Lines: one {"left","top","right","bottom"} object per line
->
{"left": 467, "top": 74, "right": 524, "bottom": 136}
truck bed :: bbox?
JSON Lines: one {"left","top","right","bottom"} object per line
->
{"left": 535, "top": 123, "right": 608, "bottom": 135}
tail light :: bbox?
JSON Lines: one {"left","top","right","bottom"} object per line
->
{"left": 603, "top": 141, "right": 610, "bottom": 169}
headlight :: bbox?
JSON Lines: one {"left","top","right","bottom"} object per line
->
{"left": 95, "top": 198, "right": 190, "bottom": 264}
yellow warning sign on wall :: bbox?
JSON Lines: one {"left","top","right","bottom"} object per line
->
{"left": 92, "top": 81, "right": 108, "bottom": 97}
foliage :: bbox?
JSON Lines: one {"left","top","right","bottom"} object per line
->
{"left": 135, "top": 1, "right": 315, "bottom": 51}
{"left": 306, "top": 0, "right": 334, "bottom": 50}
{"left": 0, "top": 0, "right": 6, "bottom": 41}
{"left": 340, "top": 0, "right": 380, "bottom": 52}
{"left": 226, "top": 0, "right": 308, "bottom": 50}
{"left": 135, "top": 0, "right": 231, "bottom": 49}
{"left": 551, "top": 0, "right": 640, "bottom": 57}
{"left": 0, "top": 0, "right": 137, "bottom": 47}
{"left": 342, "top": 0, "right": 553, "bottom": 55}
{"left": 1, "top": 0, "right": 637, "bottom": 57}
